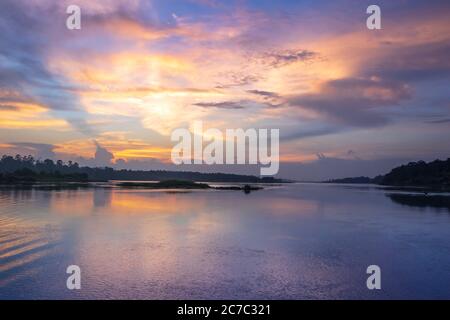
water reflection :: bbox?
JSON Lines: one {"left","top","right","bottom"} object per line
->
{"left": 93, "top": 189, "right": 112, "bottom": 208}
{"left": 0, "top": 184, "right": 450, "bottom": 299}
{"left": 387, "top": 193, "right": 450, "bottom": 212}
{"left": 0, "top": 213, "right": 62, "bottom": 289}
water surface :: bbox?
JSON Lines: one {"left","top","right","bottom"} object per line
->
{"left": 1, "top": 183, "right": 449, "bottom": 299}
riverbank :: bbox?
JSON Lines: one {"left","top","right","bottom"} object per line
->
{"left": 0, "top": 179, "right": 264, "bottom": 193}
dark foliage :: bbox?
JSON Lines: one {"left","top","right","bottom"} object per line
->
{"left": 0, "top": 154, "right": 283, "bottom": 183}
{"left": 117, "top": 180, "right": 210, "bottom": 189}
{"left": 326, "top": 176, "right": 373, "bottom": 184}
{"left": 380, "top": 159, "right": 450, "bottom": 187}
{"left": 324, "top": 158, "right": 450, "bottom": 188}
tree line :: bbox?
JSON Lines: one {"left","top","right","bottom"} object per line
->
{"left": 0, "top": 154, "right": 282, "bottom": 183}
{"left": 326, "top": 158, "right": 450, "bottom": 188}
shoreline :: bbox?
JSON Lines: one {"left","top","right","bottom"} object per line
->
{"left": 0, "top": 179, "right": 265, "bottom": 193}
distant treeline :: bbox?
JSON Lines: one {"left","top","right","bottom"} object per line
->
{"left": 0, "top": 155, "right": 283, "bottom": 183}
{"left": 326, "top": 158, "right": 450, "bottom": 188}
{"left": 326, "top": 176, "right": 376, "bottom": 184}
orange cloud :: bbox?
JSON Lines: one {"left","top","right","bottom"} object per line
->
{"left": 0, "top": 101, "right": 68, "bottom": 130}
{"left": 54, "top": 132, "right": 172, "bottom": 162}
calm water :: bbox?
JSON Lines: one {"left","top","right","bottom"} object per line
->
{"left": 0, "top": 183, "right": 449, "bottom": 300}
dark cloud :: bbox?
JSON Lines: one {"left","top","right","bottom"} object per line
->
{"left": 316, "top": 153, "right": 326, "bottom": 160}
{"left": 193, "top": 101, "right": 246, "bottom": 109}
{"left": 7, "top": 143, "right": 56, "bottom": 159}
{"left": 94, "top": 141, "right": 114, "bottom": 166}
{"left": 281, "top": 126, "right": 341, "bottom": 141}
{"left": 187, "top": 0, "right": 221, "bottom": 7}
{"left": 262, "top": 49, "right": 317, "bottom": 68}
{"left": 0, "top": 91, "right": 34, "bottom": 104}
{"left": 0, "top": 105, "right": 18, "bottom": 111}
{"left": 215, "top": 73, "right": 261, "bottom": 89}
{"left": 288, "top": 77, "right": 412, "bottom": 127}
{"left": 278, "top": 157, "right": 412, "bottom": 181}
{"left": 247, "top": 90, "right": 280, "bottom": 100}
{"left": 194, "top": 99, "right": 280, "bottom": 110}
{"left": 426, "top": 118, "right": 450, "bottom": 124}
{"left": 346, "top": 150, "right": 361, "bottom": 160}
{"left": 66, "top": 141, "right": 115, "bottom": 167}
{"left": 368, "top": 42, "right": 450, "bottom": 82}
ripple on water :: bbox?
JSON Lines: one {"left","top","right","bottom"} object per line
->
{"left": 0, "top": 214, "right": 61, "bottom": 290}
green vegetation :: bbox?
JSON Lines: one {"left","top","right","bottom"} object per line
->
{"left": 326, "top": 176, "right": 373, "bottom": 184}
{"left": 380, "top": 159, "right": 450, "bottom": 188}
{"left": 0, "top": 168, "right": 88, "bottom": 183}
{"left": 0, "top": 156, "right": 265, "bottom": 192}
{"left": 0, "top": 154, "right": 283, "bottom": 183}
{"left": 325, "top": 158, "right": 450, "bottom": 189}
{"left": 213, "top": 184, "right": 263, "bottom": 193}
{"left": 117, "top": 180, "right": 262, "bottom": 193}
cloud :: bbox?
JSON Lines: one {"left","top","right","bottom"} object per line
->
{"left": 260, "top": 49, "right": 318, "bottom": 68}
{"left": 347, "top": 149, "right": 361, "bottom": 160}
{"left": 366, "top": 42, "right": 450, "bottom": 83}
{"left": 426, "top": 118, "right": 450, "bottom": 124}
{"left": 6, "top": 143, "right": 56, "bottom": 159}
{"left": 288, "top": 77, "right": 412, "bottom": 127}
{"left": 246, "top": 90, "right": 280, "bottom": 100}
{"left": 0, "top": 0, "right": 96, "bottom": 134}
{"left": 0, "top": 0, "right": 449, "bottom": 180}
{"left": 193, "top": 99, "right": 280, "bottom": 110}
{"left": 60, "top": 141, "right": 115, "bottom": 167}
{"left": 281, "top": 126, "right": 341, "bottom": 141}
{"left": 187, "top": 0, "right": 220, "bottom": 7}
{"left": 0, "top": 105, "right": 18, "bottom": 111}
{"left": 0, "top": 100, "right": 68, "bottom": 130}
{"left": 278, "top": 156, "right": 411, "bottom": 181}
{"left": 215, "top": 73, "right": 261, "bottom": 89}
{"left": 94, "top": 141, "right": 114, "bottom": 166}
{"left": 193, "top": 101, "right": 246, "bottom": 109}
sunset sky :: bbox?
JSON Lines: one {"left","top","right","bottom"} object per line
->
{"left": 0, "top": 0, "right": 449, "bottom": 180}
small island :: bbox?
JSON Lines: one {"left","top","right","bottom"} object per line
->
{"left": 117, "top": 180, "right": 210, "bottom": 189}
{"left": 117, "top": 180, "right": 262, "bottom": 193}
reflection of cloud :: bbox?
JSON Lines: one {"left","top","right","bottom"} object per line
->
{"left": 387, "top": 194, "right": 450, "bottom": 212}
{"left": 93, "top": 189, "right": 112, "bottom": 208}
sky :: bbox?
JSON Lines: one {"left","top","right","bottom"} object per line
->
{"left": 0, "top": 0, "right": 449, "bottom": 180}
